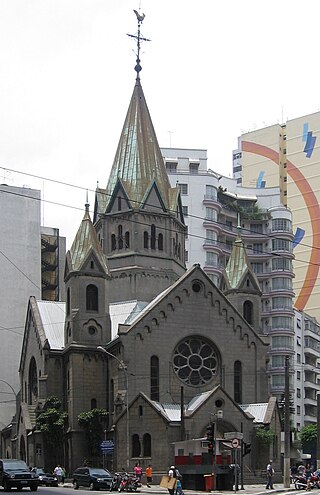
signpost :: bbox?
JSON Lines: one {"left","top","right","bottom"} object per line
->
{"left": 100, "top": 440, "right": 114, "bottom": 455}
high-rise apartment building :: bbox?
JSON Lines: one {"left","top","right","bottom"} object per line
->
{"left": 0, "top": 185, "right": 66, "bottom": 431}
{"left": 233, "top": 112, "right": 320, "bottom": 322}
{"left": 161, "top": 147, "right": 295, "bottom": 400}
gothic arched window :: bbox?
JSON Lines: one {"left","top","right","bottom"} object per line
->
{"left": 118, "top": 225, "right": 123, "bottom": 250}
{"left": 111, "top": 234, "right": 116, "bottom": 251}
{"left": 86, "top": 284, "right": 98, "bottom": 311}
{"left": 91, "top": 398, "right": 97, "bottom": 409}
{"left": 234, "top": 360, "right": 242, "bottom": 403}
{"left": 151, "top": 225, "right": 156, "bottom": 250}
{"left": 150, "top": 355, "right": 159, "bottom": 401}
{"left": 243, "top": 300, "right": 253, "bottom": 325}
{"left": 125, "top": 231, "right": 130, "bottom": 248}
{"left": 66, "top": 288, "right": 70, "bottom": 316}
{"left": 144, "top": 232, "right": 149, "bottom": 249}
{"left": 28, "top": 357, "right": 38, "bottom": 405}
{"left": 132, "top": 434, "right": 141, "bottom": 457}
{"left": 143, "top": 433, "right": 151, "bottom": 457}
{"left": 158, "top": 233, "right": 163, "bottom": 251}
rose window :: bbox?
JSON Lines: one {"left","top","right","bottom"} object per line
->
{"left": 173, "top": 337, "right": 218, "bottom": 386}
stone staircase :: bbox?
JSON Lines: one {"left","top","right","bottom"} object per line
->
{"left": 28, "top": 405, "right": 37, "bottom": 428}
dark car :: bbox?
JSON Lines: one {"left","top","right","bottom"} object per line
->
{"left": 31, "top": 468, "right": 59, "bottom": 487}
{"left": 72, "top": 467, "right": 113, "bottom": 491}
{"left": 0, "top": 459, "right": 39, "bottom": 491}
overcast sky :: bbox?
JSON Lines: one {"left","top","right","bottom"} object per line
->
{"left": 1, "top": 0, "right": 320, "bottom": 247}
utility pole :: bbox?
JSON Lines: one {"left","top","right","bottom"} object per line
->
{"left": 284, "top": 355, "right": 290, "bottom": 487}
{"left": 317, "top": 394, "right": 320, "bottom": 469}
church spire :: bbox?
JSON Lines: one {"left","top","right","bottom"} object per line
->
{"left": 127, "top": 9, "right": 150, "bottom": 78}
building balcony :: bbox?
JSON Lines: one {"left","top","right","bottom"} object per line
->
{"left": 304, "top": 346, "right": 320, "bottom": 358}
{"left": 203, "top": 195, "right": 222, "bottom": 211}
{"left": 304, "top": 397, "right": 318, "bottom": 407}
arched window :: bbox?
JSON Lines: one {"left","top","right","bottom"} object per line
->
{"left": 151, "top": 225, "right": 156, "bottom": 250}
{"left": 234, "top": 360, "right": 242, "bottom": 403}
{"left": 143, "top": 433, "right": 151, "bottom": 457}
{"left": 111, "top": 234, "right": 116, "bottom": 251}
{"left": 66, "top": 288, "right": 70, "bottom": 316}
{"left": 132, "top": 434, "right": 141, "bottom": 458}
{"left": 144, "top": 232, "right": 149, "bottom": 249}
{"left": 158, "top": 233, "right": 163, "bottom": 251}
{"left": 91, "top": 398, "right": 97, "bottom": 409}
{"left": 150, "top": 356, "right": 159, "bottom": 401}
{"left": 125, "top": 231, "right": 130, "bottom": 248}
{"left": 118, "top": 225, "right": 123, "bottom": 250}
{"left": 28, "top": 357, "right": 38, "bottom": 405}
{"left": 86, "top": 284, "right": 98, "bottom": 311}
{"left": 243, "top": 300, "right": 253, "bottom": 325}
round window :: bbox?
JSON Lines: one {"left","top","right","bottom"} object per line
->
{"left": 173, "top": 337, "right": 218, "bottom": 386}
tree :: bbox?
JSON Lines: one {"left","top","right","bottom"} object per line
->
{"left": 255, "top": 426, "right": 275, "bottom": 445}
{"left": 300, "top": 424, "right": 317, "bottom": 447}
{"left": 36, "top": 396, "right": 68, "bottom": 465}
{"left": 78, "top": 409, "right": 109, "bottom": 459}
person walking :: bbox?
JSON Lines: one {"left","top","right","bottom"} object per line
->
{"left": 145, "top": 464, "right": 153, "bottom": 488}
{"left": 134, "top": 462, "right": 143, "bottom": 483}
{"left": 168, "top": 466, "right": 177, "bottom": 495}
{"left": 54, "top": 465, "right": 63, "bottom": 484}
{"left": 266, "top": 460, "right": 274, "bottom": 489}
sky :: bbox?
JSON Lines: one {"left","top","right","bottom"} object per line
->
{"left": 0, "top": 0, "right": 320, "bottom": 248}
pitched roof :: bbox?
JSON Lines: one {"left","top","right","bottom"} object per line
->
{"left": 105, "top": 78, "right": 176, "bottom": 210}
{"left": 68, "top": 205, "right": 109, "bottom": 274}
{"left": 224, "top": 233, "right": 259, "bottom": 290}
{"left": 37, "top": 300, "right": 65, "bottom": 350}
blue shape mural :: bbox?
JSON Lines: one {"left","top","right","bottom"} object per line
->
{"left": 293, "top": 227, "right": 305, "bottom": 249}
{"left": 302, "top": 122, "right": 316, "bottom": 158}
{"left": 256, "top": 170, "right": 265, "bottom": 188}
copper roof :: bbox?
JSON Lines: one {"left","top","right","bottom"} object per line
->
{"left": 106, "top": 78, "right": 173, "bottom": 209}
{"left": 225, "top": 233, "right": 252, "bottom": 289}
{"left": 68, "top": 205, "right": 109, "bottom": 275}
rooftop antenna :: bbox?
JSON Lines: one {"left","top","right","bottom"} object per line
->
{"left": 127, "top": 9, "right": 150, "bottom": 78}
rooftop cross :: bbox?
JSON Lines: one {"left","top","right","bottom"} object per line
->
{"left": 127, "top": 9, "right": 150, "bottom": 78}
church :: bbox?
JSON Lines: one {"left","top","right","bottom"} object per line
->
{"left": 14, "top": 13, "right": 280, "bottom": 483}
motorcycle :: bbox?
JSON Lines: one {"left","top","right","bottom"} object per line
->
{"left": 110, "top": 473, "right": 123, "bottom": 492}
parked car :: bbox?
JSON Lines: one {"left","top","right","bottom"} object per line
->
{"left": 0, "top": 459, "right": 39, "bottom": 491}
{"left": 31, "top": 468, "right": 59, "bottom": 487}
{"left": 72, "top": 466, "right": 113, "bottom": 491}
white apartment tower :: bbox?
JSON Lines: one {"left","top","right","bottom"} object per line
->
{"left": 161, "top": 148, "right": 295, "bottom": 401}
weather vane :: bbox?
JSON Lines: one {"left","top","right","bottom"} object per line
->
{"left": 127, "top": 9, "right": 150, "bottom": 77}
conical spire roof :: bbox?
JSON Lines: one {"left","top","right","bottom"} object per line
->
{"left": 68, "top": 204, "right": 109, "bottom": 274}
{"left": 225, "top": 232, "right": 257, "bottom": 289}
{"left": 106, "top": 78, "right": 172, "bottom": 209}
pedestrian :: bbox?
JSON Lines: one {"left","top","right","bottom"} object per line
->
{"left": 61, "top": 467, "right": 66, "bottom": 484}
{"left": 266, "top": 460, "right": 274, "bottom": 489}
{"left": 305, "top": 463, "right": 312, "bottom": 491}
{"left": 168, "top": 466, "right": 178, "bottom": 495}
{"left": 175, "top": 478, "right": 184, "bottom": 495}
{"left": 54, "top": 465, "right": 63, "bottom": 484}
{"left": 145, "top": 464, "right": 153, "bottom": 488}
{"left": 134, "top": 462, "right": 143, "bottom": 482}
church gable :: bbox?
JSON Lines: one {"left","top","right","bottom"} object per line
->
{"left": 140, "top": 181, "right": 166, "bottom": 212}
{"left": 106, "top": 179, "right": 132, "bottom": 214}
{"left": 236, "top": 271, "right": 261, "bottom": 294}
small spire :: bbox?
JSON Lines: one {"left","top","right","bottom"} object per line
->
{"left": 237, "top": 212, "right": 242, "bottom": 235}
{"left": 85, "top": 190, "right": 89, "bottom": 213}
{"left": 127, "top": 9, "right": 150, "bottom": 78}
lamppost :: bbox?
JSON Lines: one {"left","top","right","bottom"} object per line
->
{"left": 97, "top": 346, "right": 130, "bottom": 469}
{"left": 0, "top": 378, "right": 18, "bottom": 457}
{"left": 0, "top": 378, "right": 17, "bottom": 404}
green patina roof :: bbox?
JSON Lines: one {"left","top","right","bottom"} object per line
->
{"left": 105, "top": 78, "right": 173, "bottom": 210}
{"left": 68, "top": 205, "right": 109, "bottom": 275}
{"left": 225, "top": 234, "right": 251, "bottom": 289}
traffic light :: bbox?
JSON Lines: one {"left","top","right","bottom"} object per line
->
{"left": 242, "top": 442, "right": 251, "bottom": 457}
{"left": 206, "top": 423, "right": 215, "bottom": 455}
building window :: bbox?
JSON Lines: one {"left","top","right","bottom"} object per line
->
{"left": 66, "top": 288, "right": 71, "bottom": 316}
{"left": 205, "top": 207, "right": 217, "bottom": 221}
{"left": 125, "top": 231, "right": 130, "bottom": 248}
{"left": 272, "top": 239, "right": 291, "bottom": 252}
{"left": 173, "top": 337, "right": 219, "bottom": 386}
{"left": 179, "top": 184, "right": 188, "bottom": 195}
{"left": 234, "top": 360, "right": 242, "bottom": 403}
{"left": 158, "top": 233, "right": 163, "bottom": 251}
{"left": 86, "top": 284, "right": 98, "bottom": 311}
{"left": 243, "top": 300, "right": 253, "bottom": 325}
{"left": 205, "top": 185, "right": 217, "bottom": 200}
{"left": 150, "top": 356, "right": 159, "bottom": 401}
{"left": 132, "top": 434, "right": 141, "bottom": 457}
{"left": 144, "top": 231, "right": 148, "bottom": 249}
{"left": 272, "top": 258, "right": 291, "bottom": 271}
{"left": 143, "top": 433, "right": 151, "bottom": 457}
{"left": 206, "top": 252, "right": 217, "bottom": 267}
{"left": 139, "top": 405, "right": 143, "bottom": 417}
{"left": 271, "top": 336, "right": 293, "bottom": 350}
{"left": 297, "top": 353, "right": 301, "bottom": 364}
{"left": 272, "top": 218, "right": 291, "bottom": 232}
{"left": 252, "top": 262, "right": 263, "bottom": 274}
{"left": 205, "top": 230, "right": 216, "bottom": 245}
{"left": 118, "top": 225, "right": 123, "bottom": 250}
{"left": 272, "top": 278, "right": 292, "bottom": 290}
{"left": 272, "top": 297, "right": 292, "bottom": 310}
{"left": 111, "top": 234, "right": 116, "bottom": 251}
{"left": 253, "top": 243, "right": 263, "bottom": 253}
{"left": 91, "top": 398, "right": 97, "bottom": 409}
{"left": 189, "top": 162, "right": 199, "bottom": 174}
{"left": 272, "top": 316, "right": 293, "bottom": 330}
{"left": 297, "top": 406, "right": 301, "bottom": 415}
{"left": 117, "top": 196, "right": 122, "bottom": 211}
{"left": 297, "top": 388, "right": 301, "bottom": 398}
{"left": 166, "top": 162, "right": 177, "bottom": 173}
{"left": 185, "top": 250, "right": 188, "bottom": 261}
{"left": 250, "top": 223, "right": 263, "bottom": 234}
{"left": 151, "top": 224, "right": 156, "bottom": 250}
{"left": 297, "top": 371, "right": 301, "bottom": 380}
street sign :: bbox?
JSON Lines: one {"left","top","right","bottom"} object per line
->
{"left": 231, "top": 438, "right": 239, "bottom": 448}
{"left": 100, "top": 440, "right": 114, "bottom": 454}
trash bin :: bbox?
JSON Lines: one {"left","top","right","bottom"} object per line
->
{"left": 204, "top": 474, "right": 214, "bottom": 492}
